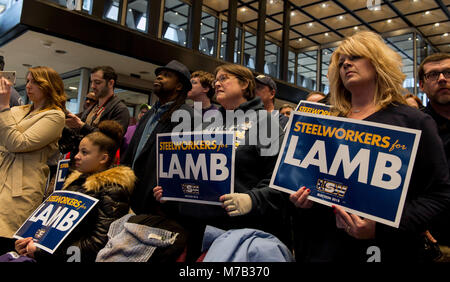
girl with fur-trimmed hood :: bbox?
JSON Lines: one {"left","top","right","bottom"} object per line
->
{"left": 15, "top": 120, "right": 135, "bottom": 262}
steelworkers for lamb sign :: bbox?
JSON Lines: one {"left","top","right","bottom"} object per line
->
{"left": 157, "top": 131, "right": 235, "bottom": 205}
{"left": 14, "top": 190, "right": 98, "bottom": 254}
{"left": 270, "top": 111, "right": 421, "bottom": 228}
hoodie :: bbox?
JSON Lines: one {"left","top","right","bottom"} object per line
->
{"left": 176, "top": 97, "right": 292, "bottom": 254}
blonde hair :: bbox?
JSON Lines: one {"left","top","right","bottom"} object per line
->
{"left": 215, "top": 64, "right": 256, "bottom": 100}
{"left": 328, "top": 31, "right": 406, "bottom": 116}
{"left": 28, "top": 66, "right": 67, "bottom": 113}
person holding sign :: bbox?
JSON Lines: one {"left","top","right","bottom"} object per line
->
{"left": 154, "top": 64, "right": 289, "bottom": 261}
{"left": 121, "top": 60, "right": 194, "bottom": 216}
{"left": 0, "top": 66, "right": 66, "bottom": 242}
{"left": 14, "top": 121, "right": 135, "bottom": 262}
{"left": 290, "top": 31, "right": 450, "bottom": 262}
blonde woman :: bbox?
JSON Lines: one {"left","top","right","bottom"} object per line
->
{"left": 290, "top": 31, "right": 450, "bottom": 262}
{"left": 0, "top": 66, "right": 66, "bottom": 239}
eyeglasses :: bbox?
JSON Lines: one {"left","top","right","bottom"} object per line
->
{"left": 424, "top": 70, "right": 450, "bottom": 81}
{"left": 213, "top": 74, "right": 235, "bottom": 86}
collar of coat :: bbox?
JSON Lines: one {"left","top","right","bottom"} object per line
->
{"left": 62, "top": 166, "right": 136, "bottom": 193}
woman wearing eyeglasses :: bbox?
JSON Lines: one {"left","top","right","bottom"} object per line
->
{"left": 289, "top": 31, "right": 450, "bottom": 262}
{"left": 154, "top": 64, "right": 291, "bottom": 261}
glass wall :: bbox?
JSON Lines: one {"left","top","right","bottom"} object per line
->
{"left": 297, "top": 50, "right": 317, "bottom": 91}
{"left": 82, "top": 0, "right": 92, "bottom": 13}
{"left": 126, "top": 0, "right": 149, "bottom": 32}
{"left": 288, "top": 51, "right": 295, "bottom": 84}
{"left": 219, "top": 20, "right": 242, "bottom": 64}
{"left": 264, "top": 40, "right": 280, "bottom": 79}
{"left": 104, "top": 0, "right": 121, "bottom": 22}
{"left": 39, "top": 0, "right": 438, "bottom": 97}
{"left": 385, "top": 33, "right": 414, "bottom": 95}
{"left": 162, "top": 0, "right": 191, "bottom": 47}
{"left": 320, "top": 47, "right": 335, "bottom": 94}
{"left": 199, "top": 11, "right": 218, "bottom": 57}
{"left": 243, "top": 30, "right": 256, "bottom": 69}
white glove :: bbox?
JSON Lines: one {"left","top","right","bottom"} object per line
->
{"left": 221, "top": 193, "right": 252, "bottom": 217}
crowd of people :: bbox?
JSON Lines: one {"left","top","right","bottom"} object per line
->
{"left": 0, "top": 30, "right": 449, "bottom": 263}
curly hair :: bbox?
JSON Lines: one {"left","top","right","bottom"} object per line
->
{"left": 328, "top": 31, "right": 406, "bottom": 116}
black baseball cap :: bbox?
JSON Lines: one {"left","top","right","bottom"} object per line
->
{"left": 255, "top": 74, "right": 277, "bottom": 91}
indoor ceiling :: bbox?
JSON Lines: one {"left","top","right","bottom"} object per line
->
{"left": 0, "top": 30, "right": 159, "bottom": 88}
{"left": 202, "top": 0, "right": 450, "bottom": 53}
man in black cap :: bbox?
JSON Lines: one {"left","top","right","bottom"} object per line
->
{"left": 121, "top": 60, "right": 194, "bottom": 215}
{"left": 0, "top": 56, "right": 23, "bottom": 107}
{"left": 254, "top": 74, "right": 288, "bottom": 129}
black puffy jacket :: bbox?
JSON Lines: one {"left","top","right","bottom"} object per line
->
{"left": 35, "top": 166, "right": 135, "bottom": 262}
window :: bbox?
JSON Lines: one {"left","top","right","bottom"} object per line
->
{"left": 82, "top": 0, "right": 92, "bottom": 13}
{"left": 104, "top": 0, "right": 121, "bottom": 22}
{"left": 288, "top": 51, "right": 296, "bottom": 84}
{"left": 320, "top": 47, "right": 335, "bottom": 94}
{"left": 297, "top": 50, "right": 317, "bottom": 91}
{"left": 264, "top": 40, "right": 280, "bottom": 79}
{"left": 126, "top": 0, "right": 149, "bottom": 32}
{"left": 199, "top": 11, "right": 218, "bottom": 56}
{"left": 416, "top": 34, "right": 429, "bottom": 106}
{"left": 219, "top": 20, "right": 242, "bottom": 63}
{"left": 244, "top": 30, "right": 256, "bottom": 69}
{"left": 385, "top": 33, "right": 414, "bottom": 95}
{"left": 162, "top": 0, "right": 191, "bottom": 47}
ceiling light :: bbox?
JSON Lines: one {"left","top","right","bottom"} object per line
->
{"left": 387, "top": 19, "right": 392, "bottom": 23}
{"left": 321, "top": 3, "right": 328, "bottom": 8}
{"left": 354, "top": 26, "right": 359, "bottom": 30}
{"left": 325, "top": 32, "right": 329, "bottom": 36}
{"left": 308, "top": 22, "right": 313, "bottom": 27}
{"left": 338, "top": 15, "right": 344, "bottom": 20}
{"left": 291, "top": 11, "right": 295, "bottom": 16}
{"left": 444, "top": 33, "right": 449, "bottom": 37}
{"left": 298, "top": 38, "right": 302, "bottom": 41}
{"left": 425, "top": 11, "right": 430, "bottom": 15}
{"left": 435, "top": 23, "right": 440, "bottom": 27}
{"left": 69, "top": 86, "right": 77, "bottom": 90}
{"left": 241, "top": 7, "right": 246, "bottom": 12}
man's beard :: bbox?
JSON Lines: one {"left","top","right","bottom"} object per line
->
{"left": 432, "top": 88, "right": 450, "bottom": 105}
{"left": 96, "top": 86, "right": 109, "bottom": 99}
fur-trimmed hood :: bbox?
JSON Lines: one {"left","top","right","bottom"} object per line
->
{"left": 63, "top": 166, "right": 136, "bottom": 193}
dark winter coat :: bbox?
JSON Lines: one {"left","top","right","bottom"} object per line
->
{"left": 34, "top": 166, "right": 136, "bottom": 262}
